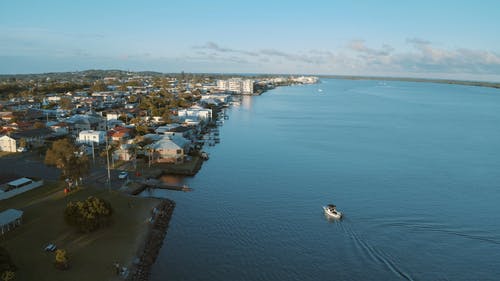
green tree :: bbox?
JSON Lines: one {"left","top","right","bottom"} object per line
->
{"left": 91, "top": 81, "right": 107, "bottom": 92}
{"left": 135, "top": 124, "right": 149, "bottom": 136}
{"left": 18, "top": 138, "right": 27, "bottom": 149}
{"left": 64, "top": 196, "right": 113, "bottom": 232}
{"left": 44, "top": 138, "right": 90, "bottom": 182}
{"left": 59, "top": 97, "right": 73, "bottom": 110}
{"left": 128, "top": 95, "right": 138, "bottom": 103}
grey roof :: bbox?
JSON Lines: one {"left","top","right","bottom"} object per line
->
{"left": 0, "top": 209, "right": 23, "bottom": 226}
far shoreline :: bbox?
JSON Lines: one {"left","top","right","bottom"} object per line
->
{"left": 319, "top": 75, "right": 500, "bottom": 89}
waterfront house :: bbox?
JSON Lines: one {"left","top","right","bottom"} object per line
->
{"left": 177, "top": 105, "right": 212, "bottom": 121}
{"left": 147, "top": 136, "right": 185, "bottom": 164}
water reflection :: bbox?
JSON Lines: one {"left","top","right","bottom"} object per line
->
{"left": 242, "top": 95, "right": 253, "bottom": 110}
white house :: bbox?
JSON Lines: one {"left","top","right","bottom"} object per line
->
{"left": 106, "top": 112, "right": 120, "bottom": 121}
{"left": 0, "top": 135, "right": 17, "bottom": 152}
{"left": 177, "top": 105, "right": 212, "bottom": 121}
{"left": 77, "top": 130, "right": 106, "bottom": 145}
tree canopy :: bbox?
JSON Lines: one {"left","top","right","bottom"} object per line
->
{"left": 44, "top": 138, "right": 90, "bottom": 182}
{"left": 64, "top": 196, "right": 113, "bottom": 233}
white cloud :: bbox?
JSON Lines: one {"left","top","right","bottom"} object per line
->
{"left": 187, "top": 40, "right": 500, "bottom": 79}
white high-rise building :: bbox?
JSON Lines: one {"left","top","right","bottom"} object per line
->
{"left": 216, "top": 78, "right": 254, "bottom": 94}
{"left": 216, "top": 80, "right": 228, "bottom": 90}
{"left": 228, "top": 79, "right": 242, "bottom": 92}
{"left": 242, "top": 79, "right": 254, "bottom": 94}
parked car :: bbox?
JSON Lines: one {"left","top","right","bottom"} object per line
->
{"left": 44, "top": 243, "right": 57, "bottom": 252}
{"left": 118, "top": 171, "right": 128, "bottom": 179}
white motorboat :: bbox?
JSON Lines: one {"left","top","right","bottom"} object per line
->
{"left": 323, "top": 204, "right": 342, "bottom": 219}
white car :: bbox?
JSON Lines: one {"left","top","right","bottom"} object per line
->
{"left": 44, "top": 243, "right": 57, "bottom": 252}
{"left": 17, "top": 147, "right": 27, "bottom": 152}
{"left": 118, "top": 171, "right": 128, "bottom": 179}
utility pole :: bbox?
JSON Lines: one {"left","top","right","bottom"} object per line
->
{"left": 105, "top": 136, "right": 111, "bottom": 191}
{"left": 148, "top": 148, "right": 151, "bottom": 168}
{"left": 91, "top": 141, "right": 95, "bottom": 164}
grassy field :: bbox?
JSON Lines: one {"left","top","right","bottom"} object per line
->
{"left": 0, "top": 182, "right": 160, "bottom": 281}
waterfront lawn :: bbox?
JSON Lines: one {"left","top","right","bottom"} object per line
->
{"left": 0, "top": 184, "right": 160, "bottom": 281}
{"left": 137, "top": 155, "right": 203, "bottom": 177}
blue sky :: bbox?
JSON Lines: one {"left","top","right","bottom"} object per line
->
{"left": 1, "top": 0, "right": 500, "bottom": 81}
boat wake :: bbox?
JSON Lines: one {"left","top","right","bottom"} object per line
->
{"left": 379, "top": 220, "right": 500, "bottom": 246}
{"left": 338, "top": 220, "right": 415, "bottom": 281}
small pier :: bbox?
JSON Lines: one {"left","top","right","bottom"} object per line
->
{"left": 129, "top": 179, "right": 191, "bottom": 195}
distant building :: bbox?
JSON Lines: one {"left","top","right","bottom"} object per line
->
{"left": 216, "top": 78, "right": 254, "bottom": 94}
{"left": 0, "top": 135, "right": 17, "bottom": 152}
{"left": 291, "top": 76, "right": 319, "bottom": 84}
{"left": 177, "top": 105, "right": 212, "bottom": 121}
{"left": 242, "top": 79, "right": 254, "bottom": 94}
{"left": 77, "top": 130, "right": 106, "bottom": 145}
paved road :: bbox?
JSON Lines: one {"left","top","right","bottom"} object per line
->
{"left": 0, "top": 152, "right": 129, "bottom": 190}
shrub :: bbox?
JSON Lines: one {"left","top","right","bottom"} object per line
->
{"left": 64, "top": 196, "right": 113, "bottom": 233}
{"left": 54, "top": 249, "right": 69, "bottom": 270}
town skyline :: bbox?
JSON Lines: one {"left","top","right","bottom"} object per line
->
{"left": 1, "top": 0, "right": 500, "bottom": 81}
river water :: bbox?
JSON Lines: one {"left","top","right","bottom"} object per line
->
{"left": 146, "top": 79, "right": 500, "bottom": 281}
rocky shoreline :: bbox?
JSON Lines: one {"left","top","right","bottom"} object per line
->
{"left": 128, "top": 199, "right": 176, "bottom": 281}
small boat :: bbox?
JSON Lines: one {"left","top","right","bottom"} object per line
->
{"left": 200, "top": 151, "right": 209, "bottom": 160}
{"left": 323, "top": 204, "right": 342, "bottom": 219}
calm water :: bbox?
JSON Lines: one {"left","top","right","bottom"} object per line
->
{"left": 147, "top": 79, "right": 500, "bottom": 281}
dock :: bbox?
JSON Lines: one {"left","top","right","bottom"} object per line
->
{"left": 129, "top": 179, "right": 191, "bottom": 195}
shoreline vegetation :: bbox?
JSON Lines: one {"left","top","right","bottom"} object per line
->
{"left": 320, "top": 75, "right": 500, "bottom": 89}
